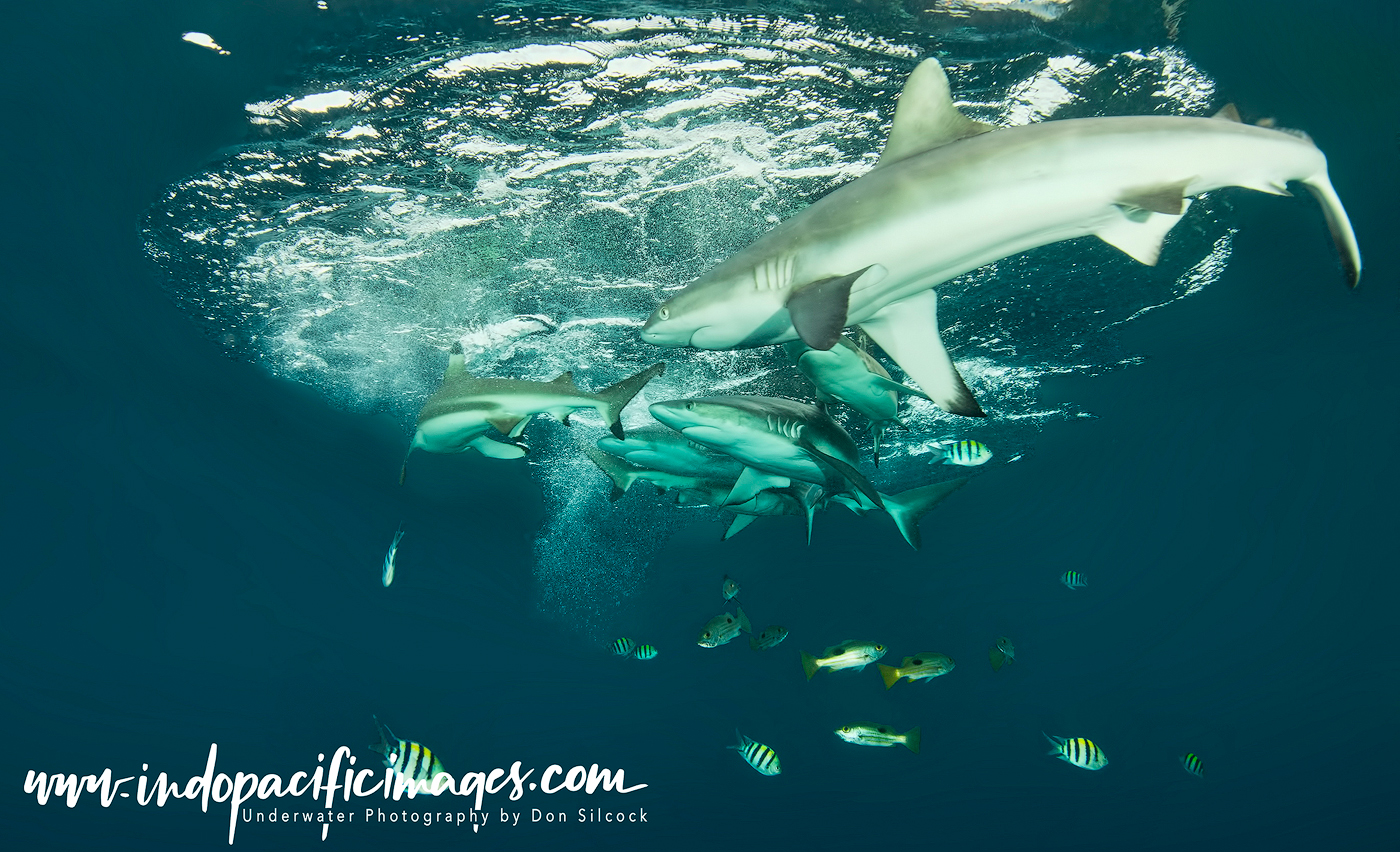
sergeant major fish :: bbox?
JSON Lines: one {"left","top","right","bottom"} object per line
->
{"left": 698, "top": 606, "right": 752, "bottom": 648}
{"left": 835, "top": 723, "right": 922, "bottom": 753}
{"left": 1180, "top": 752, "right": 1204, "bottom": 778}
{"left": 930, "top": 439, "right": 992, "bottom": 466}
{"left": 370, "top": 716, "right": 448, "bottom": 794}
{"left": 801, "top": 640, "right": 886, "bottom": 680}
{"left": 1060, "top": 570, "right": 1087, "bottom": 589}
{"left": 381, "top": 525, "right": 404, "bottom": 588}
{"left": 728, "top": 729, "right": 781, "bottom": 775}
{"left": 878, "top": 652, "right": 955, "bottom": 689}
{"left": 632, "top": 644, "right": 658, "bottom": 660}
{"left": 610, "top": 637, "right": 636, "bottom": 656}
{"left": 1045, "top": 733, "right": 1108, "bottom": 770}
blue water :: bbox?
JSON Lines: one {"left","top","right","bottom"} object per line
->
{"left": 3, "top": 0, "right": 1397, "bottom": 849}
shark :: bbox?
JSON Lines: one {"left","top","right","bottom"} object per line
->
{"left": 648, "top": 395, "right": 884, "bottom": 510}
{"left": 785, "top": 335, "right": 927, "bottom": 465}
{"left": 640, "top": 57, "right": 1361, "bottom": 417}
{"left": 402, "top": 342, "right": 664, "bottom": 480}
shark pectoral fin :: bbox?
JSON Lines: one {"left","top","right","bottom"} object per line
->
{"left": 881, "top": 478, "right": 968, "bottom": 550}
{"left": 597, "top": 362, "right": 667, "bottom": 439}
{"left": 859, "top": 290, "right": 984, "bottom": 417}
{"left": 469, "top": 435, "right": 527, "bottom": 459}
{"left": 786, "top": 268, "right": 867, "bottom": 351}
{"left": 803, "top": 444, "right": 883, "bottom": 510}
{"left": 724, "top": 468, "right": 790, "bottom": 507}
{"left": 1096, "top": 198, "right": 1193, "bottom": 266}
{"left": 487, "top": 416, "right": 526, "bottom": 436}
{"left": 723, "top": 513, "right": 759, "bottom": 540}
{"left": 877, "top": 58, "right": 995, "bottom": 169}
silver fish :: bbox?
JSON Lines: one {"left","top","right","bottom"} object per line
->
{"left": 698, "top": 606, "right": 752, "bottom": 648}
{"left": 835, "top": 723, "right": 921, "bottom": 753}
{"left": 750, "top": 625, "right": 789, "bottom": 651}
{"left": 381, "top": 525, "right": 404, "bottom": 588}
{"left": 801, "top": 640, "right": 886, "bottom": 680}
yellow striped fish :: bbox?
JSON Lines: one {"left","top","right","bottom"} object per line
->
{"left": 931, "top": 439, "right": 992, "bottom": 466}
{"left": 835, "top": 723, "right": 921, "bottom": 753}
{"left": 728, "top": 729, "right": 780, "bottom": 775}
{"left": 879, "top": 652, "right": 955, "bottom": 689}
{"left": 371, "top": 716, "right": 448, "bottom": 792}
{"left": 1180, "top": 752, "right": 1204, "bottom": 777}
{"left": 800, "top": 640, "right": 886, "bottom": 680}
{"left": 1044, "top": 733, "right": 1108, "bottom": 770}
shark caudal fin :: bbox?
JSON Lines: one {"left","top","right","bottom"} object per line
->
{"left": 879, "top": 664, "right": 901, "bottom": 690}
{"left": 1301, "top": 173, "right": 1362, "bottom": 287}
{"left": 596, "top": 363, "right": 666, "bottom": 439}
{"left": 903, "top": 726, "right": 922, "bottom": 755}
{"left": 881, "top": 478, "right": 968, "bottom": 550}
{"left": 582, "top": 444, "right": 645, "bottom": 501}
{"left": 859, "top": 290, "right": 984, "bottom": 418}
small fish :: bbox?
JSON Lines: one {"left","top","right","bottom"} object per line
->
{"left": 381, "top": 525, "right": 405, "bottom": 587}
{"left": 610, "top": 637, "right": 636, "bottom": 656}
{"left": 1060, "top": 570, "right": 1087, "bottom": 589}
{"left": 989, "top": 637, "right": 1015, "bottom": 672}
{"left": 800, "top": 640, "right": 886, "bottom": 680}
{"left": 750, "top": 625, "right": 789, "bottom": 651}
{"left": 181, "top": 32, "right": 231, "bottom": 55}
{"left": 728, "top": 729, "right": 780, "bottom": 775}
{"left": 721, "top": 574, "right": 741, "bottom": 602}
{"left": 1045, "top": 733, "right": 1108, "bottom": 770}
{"left": 931, "top": 439, "right": 992, "bottom": 466}
{"left": 632, "top": 644, "right": 658, "bottom": 660}
{"left": 879, "top": 653, "right": 955, "bottom": 689}
{"left": 1180, "top": 752, "right": 1205, "bottom": 778}
{"left": 370, "top": 716, "right": 447, "bottom": 792}
{"left": 698, "top": 606, "right": 752, "bottom": 648}
{"left": 835, "top": 723, "right": 921, "bottom": 754}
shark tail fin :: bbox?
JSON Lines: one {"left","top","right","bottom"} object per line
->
{"left": 903, "top": 726, "right": 922, "bottom": 755}
{"left": 800, "top": 651, "right": 820, "bottom": 680}
{"left": 1301, "top": 173, "right": 1362, "bottom": 287}
{"left": 879, "top": 663, "right": 901, "bottom": 690}
{"left": 882, "top": 478, "right": 968, "bottom": 550}
{"left": 597, "top": 363, "right": 666, "bottom": 439}
{"left": 582, "top": 444, "right": 643, "bottom": 501}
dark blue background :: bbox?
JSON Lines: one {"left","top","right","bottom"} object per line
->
{"left": 2, "top": 1, "right": 1397, "bottom": 849}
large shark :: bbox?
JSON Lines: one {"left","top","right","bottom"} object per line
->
{"left": 402, "top": 343, "right": 664, "bottom": 479}
{"left": 648, "top": 395, "right": 883, "bottom": 510}
{"left": 640, "top": 58, "right": 1361, "bottom": 417}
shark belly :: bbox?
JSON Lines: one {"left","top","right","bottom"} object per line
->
{"left": 678, "top": 425, "right": 827, "bottom": 483}
{"left": 414, "top": 410, "right": 494, "bottom": 453}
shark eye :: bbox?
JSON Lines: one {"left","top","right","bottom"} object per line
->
{"left": 685, "top": 402, "right": 695, "bottom": 410}
{"left": 658, "top": 307, "right": 670, "bottom": 320}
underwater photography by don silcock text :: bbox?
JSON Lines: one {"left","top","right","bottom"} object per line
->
{"left": 3, "top": 0, "right": 1398, "bottom": 850}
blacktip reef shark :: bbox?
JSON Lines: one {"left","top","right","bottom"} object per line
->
{"left": 640, "top": 57, "right": 1361, "bottom": 417}
{"left": 401, "top": 342, "right": 664, "bottom": 481}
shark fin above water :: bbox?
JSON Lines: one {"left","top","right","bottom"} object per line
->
{"left": 858, "top": 290, "right": 985, "bottom": 418}
{"left": 877, "top": 57, "right": 995, "bottom": 169}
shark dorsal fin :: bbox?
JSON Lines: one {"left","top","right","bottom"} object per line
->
{"left": 877, "top": 58, "right": 994, "bottom": 169}
{"left": 445, "top": 342, "right": 471, "bottom": 378}
{"left": 1212, "top": 103, "right": 1242, "bottom": 122}
{"left": 549, "top": 371, "right": 579, "bottom": 390}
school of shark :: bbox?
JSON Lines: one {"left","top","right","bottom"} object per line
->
{"left": 376, "top": 52, "right": 1358, "bottom": 782}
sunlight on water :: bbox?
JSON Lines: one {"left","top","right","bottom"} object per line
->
{"left": 143, "top": 10, "right": 1229, "bottom": 637}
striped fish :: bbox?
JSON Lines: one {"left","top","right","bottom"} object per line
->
{"left": 381, "top": 525, "right": 405, "bottom": 587}
{"left": 879, "top": 652, "right": 955, "bottom": 689}
{"left": 835, "top": 723, "right": 921, "bottom": 753}
{"left": 800, "top": 640, "right": 886, "bottom": 680}
{"left": 1044, "top": 733, "right": 1108, "bottom": 770}
{"left": 370, "top": 716, "right": 447, "bottom": 793}
{"left": 610, "top": 637, "right": 636, "bottom": 656}
{"left": 633, "top": 644, "right": 658, "bottom": 660}
{"left": 1180, "top": 752, "right": 1204, "bottom": 778}
{"left": 728, "top": 729, "right": 781, "bottom": 776}
{"left": 1060, "top": 570, "right": 1087, "bottom": 589}
{"left": 932, "top": 439, "right": 992, "bottom": 467}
